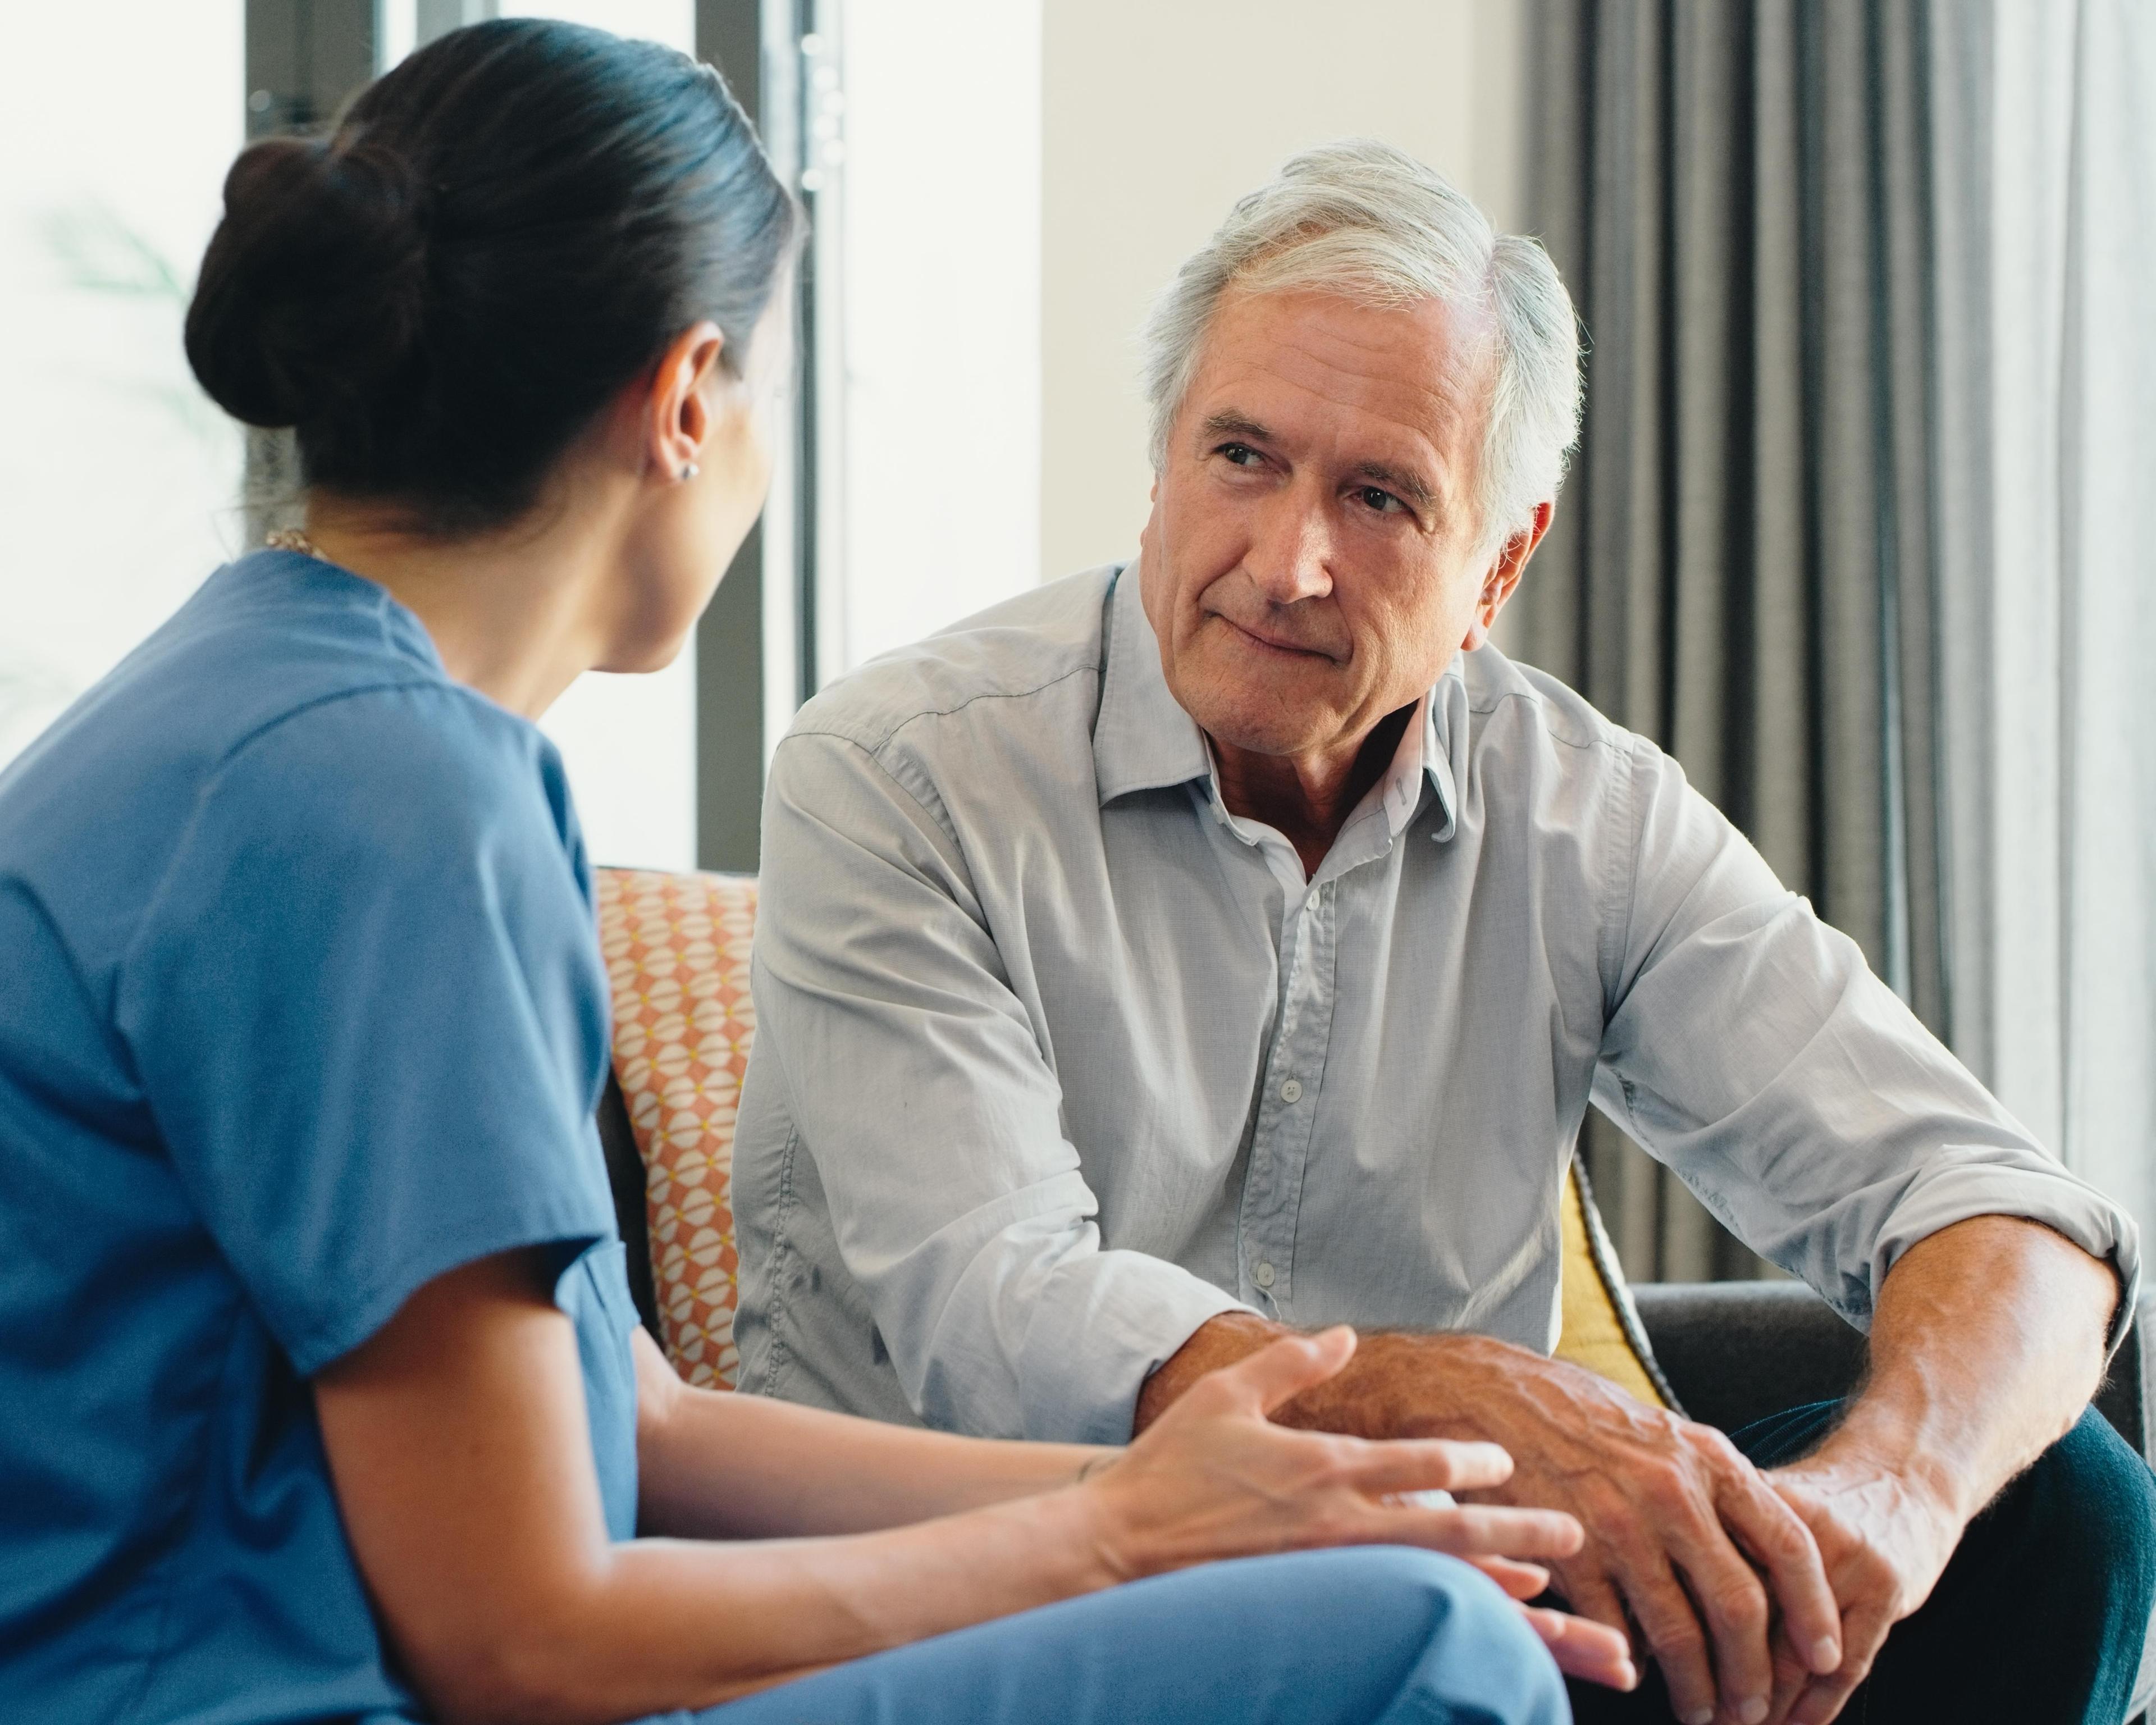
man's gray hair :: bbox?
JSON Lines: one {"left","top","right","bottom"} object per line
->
{"left": 1140, "top": 139, "right": 1582, "bottom": 554}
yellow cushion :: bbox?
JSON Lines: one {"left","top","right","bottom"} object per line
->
{"left": 593, "top": 865, "right": 1671, "bottom": 1410}
{"left": 1554, "top": 1161, "right": 1670, "bottom": 1407}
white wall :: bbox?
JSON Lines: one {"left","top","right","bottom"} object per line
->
{"left": 0, "top": 0, "right": 702, "bottom": 869}
{"left": 1039, "top": 0, "right": 1529, "bottom": 581}
{"left": 827, "top": 0, "right": 1530, "bottom": 673}
{"left": 0, "top": 2, "right": 1523, "bottom": 849}
{"left": 0, "top": 1, "right": 243, "bottom": 770}
{"left": 838, "top": 0, "right": 1043, "bottom": 667}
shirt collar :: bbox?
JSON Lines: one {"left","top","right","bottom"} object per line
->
{"left": 1091, "top": 555, "right": 1460, "bottom": 843}
{"left": 1413, "top": 681, "right": 1461, "bottom": 843}
{"left": 1373, "top": 692, "right": 1440, "bottom": 841}
{"left": 1093, "top": 562, "right": 1212, "bottom": 804}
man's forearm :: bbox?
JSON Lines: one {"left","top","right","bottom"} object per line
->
{"left": 1815, "top": 1215, "right": 2119, "bottom": 1520}
{"left": 1133, "top": 1313, "right": 1280, "bottom": 1433}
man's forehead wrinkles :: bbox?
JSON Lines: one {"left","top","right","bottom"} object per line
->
{"left": 1200, "top": 347, "right": 1450, "bottom": 449}
{"left": 1240, "top": 288, "right": 1486, "bottom": 394}
{"left": 1241, "top": 330, "right": 1470, "bottom": 463}
{"left": 1271, "top": 321, "right": 1447, "bottom": 396}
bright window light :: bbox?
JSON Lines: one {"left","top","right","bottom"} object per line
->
{"left": 0, "top": 1, "right": 244, "bottom": 774}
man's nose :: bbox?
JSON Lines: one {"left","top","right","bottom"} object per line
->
{"left": 1245, "top": 493, "right": 1335, "bottom": 605}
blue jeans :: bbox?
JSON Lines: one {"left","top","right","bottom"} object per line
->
{"left": 668, "top": 1546, "right": 1569, "bottom": 1725}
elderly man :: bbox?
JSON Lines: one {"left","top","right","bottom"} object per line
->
{"left": 733, "top": 143, "right": 2154, "bottom": 1724}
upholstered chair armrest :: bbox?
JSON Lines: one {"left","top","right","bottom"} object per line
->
{"left": 1633, "top": 1280, "right": 2155, "bottom": 1466}
{"left": 598, "top": 1071, "right": 664, "bottom": 1345}
{"left": 2104, "top": 1289, "right": 2156, "bottom": 1466}
{"left": 1631, "top": 1281, "right": 1866, "bottom": 1438}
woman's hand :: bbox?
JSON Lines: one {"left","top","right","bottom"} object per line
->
{"left": 1078, "top": 1327, "right": 1637, "bottom": 1690}
{"left": 1081, "top": 1327, "right": 1576, "bottom": 1576}
{"left": 320, "top": 1261, "right": 1630, "bottom": 1723}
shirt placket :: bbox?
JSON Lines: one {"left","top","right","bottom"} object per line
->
{"left": 1239, "top": 875, "right": 1338, "bottom": 1313}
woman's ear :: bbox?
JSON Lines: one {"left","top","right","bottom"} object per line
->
{"left": 646, "top": 320, "right": 728, "bottom": 482}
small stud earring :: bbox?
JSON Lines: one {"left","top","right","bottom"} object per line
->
{"left": 679, "top": 462, "right": 700, "bottom": 481}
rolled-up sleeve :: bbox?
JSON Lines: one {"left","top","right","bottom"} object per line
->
{"left": 1594, "top": 736, "right": 2139, "bottom": 1351}
{"left": 749, "top": 727, "right": 1247, "bottom": 1441}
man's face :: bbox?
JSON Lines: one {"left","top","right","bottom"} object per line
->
{"left": 1140, "top": 286, "right": 1515, "bottom": 763}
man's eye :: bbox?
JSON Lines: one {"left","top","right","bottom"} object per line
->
{"left": 1356, "top": 486, "right": 1400, "bottom": 513}
{"left": 1218, "top": 442, "right": 1259, "bottom": 466}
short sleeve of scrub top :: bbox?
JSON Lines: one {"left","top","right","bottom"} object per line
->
{"left": 118, "top": 682, "right": 623, "bottom": 1381}
{"left": 0, "top": 554, "right": 641, "bottom": 1725}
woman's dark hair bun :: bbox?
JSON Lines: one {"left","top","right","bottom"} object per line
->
{"left": 185, "top": 19, "right": 798, "bottom": 533}
{"left": 188, "top": 132, "right": 430, "bottom": 432}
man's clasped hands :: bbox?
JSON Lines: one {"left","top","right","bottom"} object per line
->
{"left": 1129, "top": 1308, "right": 1986, "bottom": 1725}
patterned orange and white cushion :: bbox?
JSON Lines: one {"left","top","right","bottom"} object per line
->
{"left": 593, "top": 868, "right": 757, "bottom": 1389}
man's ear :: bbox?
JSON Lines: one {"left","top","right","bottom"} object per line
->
{"left": 1460, "top": 499, "right": 1554, "bottom": 651}
{"left": 645, "top": 320, "right": 728, "bottom": 482}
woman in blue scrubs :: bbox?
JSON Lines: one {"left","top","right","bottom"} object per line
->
{"left": 0, "top": 20, "right": 1634, "bottom": 1724}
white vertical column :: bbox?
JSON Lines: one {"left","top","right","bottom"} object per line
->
{"left": 2055, "top": 0, "right": 2156, "bottom": 1225}
{"left": 802, "top": 11, "right": 851, "bottom": 693}
{"left": 837, "top": 0, "right": 1042, "bottom": 668}
{"left": 414, "top": 0, "right": 503, "bottom": 45}
{"left": 756, "top": 0, "right": 806, "bottom": 755}
{"left": 1982, "top": 0, "right": 2078, "bottom": 1153}
{"left": 375, "top": 0, "right": 418, "bottom": 69}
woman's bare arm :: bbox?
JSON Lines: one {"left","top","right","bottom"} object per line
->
{"left": 632, "top": 1331, "right": 1105, "bottom": 1539}
{"left": 314, "top": 1248, "right": 1613, "bottom": 1725}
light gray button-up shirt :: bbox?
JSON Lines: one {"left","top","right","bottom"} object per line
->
{"left": 733, "top": 563, "right": 2137, "bottom": 1443}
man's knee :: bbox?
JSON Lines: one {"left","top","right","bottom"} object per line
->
{"left": 1900, "top": 1405, "right": 2156, "bottom": 1719}
{"left": 2025, "top": 1409, "right": 2156, "bottom": 1623}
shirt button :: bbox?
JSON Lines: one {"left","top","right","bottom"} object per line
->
{"left": 1254, "top": 1260, "right": 1276, "bottom": 1289}
{"left": 1278, "top": 1078, "right": 1303, "bottom": 1103}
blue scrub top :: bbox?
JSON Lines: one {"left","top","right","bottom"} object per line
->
{"left": 0, "top": 551, "right": 641, "bottom": 1724}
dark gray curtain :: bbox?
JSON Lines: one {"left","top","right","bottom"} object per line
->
{"left": 1509, "top": 0, "right": 1951, "bottom": 1281}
